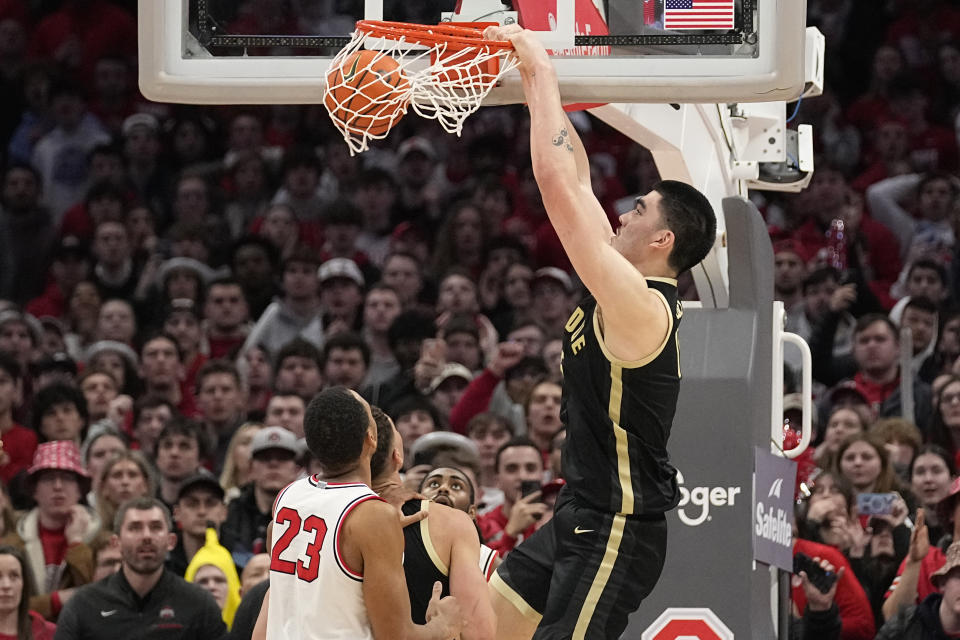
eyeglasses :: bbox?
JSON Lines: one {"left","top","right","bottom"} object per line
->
{"left": 942, "top": 392, "right": 960, "bottom": 406}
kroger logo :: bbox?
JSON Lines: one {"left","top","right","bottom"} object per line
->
{"left": 676, "top": 469, "right": 742, "bottom": 527}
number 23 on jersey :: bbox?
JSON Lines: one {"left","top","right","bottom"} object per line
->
{"left": 270, "top": 506, "right": 328, "bottom": 582}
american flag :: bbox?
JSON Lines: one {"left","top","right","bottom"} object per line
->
{"left": 664, "top": 0, "right": 735, "bottom": 30}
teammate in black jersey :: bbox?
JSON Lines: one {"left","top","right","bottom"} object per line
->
{"left": 369, "top": 406, "right": 497, "bottom": 640}
{"left": 483, "top": 25, "right": 718, "bottom": 640}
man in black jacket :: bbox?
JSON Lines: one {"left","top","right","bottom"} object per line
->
{"left": 53, "top": 496, "right": 226, "bottom": 639}
{"left": 877, "top": 540, "right": 960, "bottom": 639}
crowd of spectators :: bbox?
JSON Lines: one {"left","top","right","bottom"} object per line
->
{"left": 3, "top": 0, "right": 960, "bottom": 638}
{"left": 747, "top": 1, "right": 960, "bottom": 635}
{"left": 774, "top": 1, "right": 960, "bottom": 637}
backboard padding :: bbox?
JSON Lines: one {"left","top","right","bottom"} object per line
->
{"left": 140, "top": 0, "right": 807, "bottom": 105}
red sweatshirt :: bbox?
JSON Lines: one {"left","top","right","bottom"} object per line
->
{"left": 449, "top": 369, "right": 502, "bottom": 434}
{"left": 478, "top": 504, "right": 537, "bottom": 558}
{"left": 0, "top": 423, "right": 37, "bottom": 485}
{"left": 792, "top": 539, "right": 875, "bottom": 640}
{"left": 885, "top": 545, "right": 947, "bottom": 604}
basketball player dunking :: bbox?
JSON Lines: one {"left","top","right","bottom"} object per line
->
{"left": 483, "top": 25, "right": 718, "bottom": 640}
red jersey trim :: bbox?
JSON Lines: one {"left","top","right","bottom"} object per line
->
{"left": 272, "top": 480, "right": 298, "bottom": 518}
{"left": 334, "top": 494, "right": 384, "bottom": 581}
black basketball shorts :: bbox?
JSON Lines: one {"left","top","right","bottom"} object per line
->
{"left": 491, "top": 489, "right": 668, "bottom": 640}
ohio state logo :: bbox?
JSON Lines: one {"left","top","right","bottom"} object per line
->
{"left": 642, "top": 608, "right": 733, "bottom": 640}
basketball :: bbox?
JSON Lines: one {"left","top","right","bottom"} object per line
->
{"left": 432, "top": 48, "right": 498, "bottom": 89}
{"left": 325, "top": 50, "right": 411, "bottom": 137}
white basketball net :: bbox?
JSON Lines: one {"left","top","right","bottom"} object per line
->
{"left": 324, "top": 26, "right": 519, "bottom": 154}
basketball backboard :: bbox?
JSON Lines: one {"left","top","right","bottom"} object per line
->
{"left": 139, "top": 0, "right": 808, "bottom": 106}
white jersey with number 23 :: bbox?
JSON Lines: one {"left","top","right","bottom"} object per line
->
{"left": 267, "top": 477, "right": 382, "bottom": 639}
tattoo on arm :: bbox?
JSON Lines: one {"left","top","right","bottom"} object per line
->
{"left": 551, "top": 127, "right": 574, "bottom": 152}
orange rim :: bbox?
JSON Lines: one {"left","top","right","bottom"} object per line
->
{"left": 356, "top": 20, "right": 513, "bottom": 51}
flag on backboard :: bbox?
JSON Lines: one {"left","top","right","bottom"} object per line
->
{"left": 664, "top": 0, "right": 735, "bottom": 30}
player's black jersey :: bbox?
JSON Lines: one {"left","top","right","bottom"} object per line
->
{"left": 560, "top": 278, "right": 682, "bottom": 515}
{"left": 401, "top": 499, "right": 449, "bottom": 624}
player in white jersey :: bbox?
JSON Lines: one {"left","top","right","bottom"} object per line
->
{"left": 262, "top": 387, "right": 462, "bottom": 640}
{"left": 267, "top": 477, "right": 380, "bottom": 638}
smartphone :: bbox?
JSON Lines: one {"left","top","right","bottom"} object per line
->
{"left": 857, "top": 492, "right": 897, "bottom": 516}
{"left": 793, "top": 552, "right": 838, "bottom": 594}
{"left": 520, "top": 480, "right": 542, "bottom": 500}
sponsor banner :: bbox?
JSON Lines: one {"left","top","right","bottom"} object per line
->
{"left": 675, "top": 469, "right": 742, "bottom": 527}
{"left": 753, "top": 447, "right": 796, "bottom": 571}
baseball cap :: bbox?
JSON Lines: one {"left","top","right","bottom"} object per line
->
{"left": 39, "top": 316, "right": 68, "bottom": 338}
{"left": 158, "top": 257, "right": 215, "bottom": 285}
{"left": 177, "top": 471, "right": 226, "bottom": 503}
{"left": 318, "top": 258, "right": 364, "bottom": 287}
{"left": 773, "top": 239, "right": 816, "bottom": 264}
{"left": 250, "top": 426, "right": 301, "bottom": 457}
{"left": 773, "top": 239, "right": 802, "bottom": 256}
{"left": 397, "top": 137, "right": 435, "bottom": 161}
{"left": 932, "top": 541, "right": 960, "bottom": 587}
{"left": 533, "top": 267, "right": 574, "bottom": 294}
{"left": 827, "top": 381, "right": 870, "bottom": 406}
{"left": 163, "top": 298, "right": 200, "bottom": 320}
{"left": 83, "top": 340, "right": 139, "bottom": 370}
{"left": 31, "top": 352, "right": 77, "bottom": 377}
{"left": 782, "top": 392, "right": 818, "bottom": 433}
{"left": 52, "top": 235, "right": 88, "bottom": 261}
{"left": 428, "top": 363, "right": 474, "bottom": 394}
{"left": 783, "top": 393, "right": 803, "bottom": 413}
{"left": 409, "top": 432, "right": 479, "bottom": 464}
{"left": 122, "top": 113, "right": 159, "bottom": 137}
{"left": 0, "top": 310, "right": 42, "bottom": 345}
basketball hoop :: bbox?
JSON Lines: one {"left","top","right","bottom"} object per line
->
{"left": 323, "top": 20, "right": 518, "bottom": 154}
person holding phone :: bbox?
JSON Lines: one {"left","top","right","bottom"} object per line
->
{"left": 790, "top": 554, "right": 845, "bottom": 640}
{"left": 836, "top": 434, "right": 914, "bottom": 526}
{"left": 477, "top": 438, "right": 547, "bottom": 557}
{"left": 793, "top": 537, "right": 876, "bottom": 640}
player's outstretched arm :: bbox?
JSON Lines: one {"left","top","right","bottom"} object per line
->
{"left": 484, "top": 26, "right": 610, "bottom": 241}
{"left": 438, "top": 505, "right": 497, "bottom": 640}
{"left": 485, "top": 26, "right": 665, "bottom": 345}
{"left": 562, "top": 111, "right": 592, "bottom": 191}
{"left": 351, "top": 500, "right": 463, "bottom": 640}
